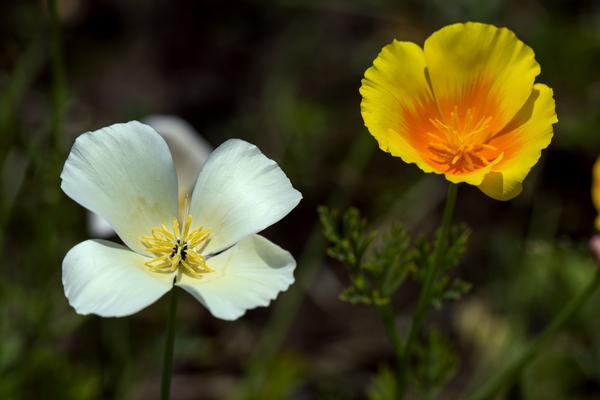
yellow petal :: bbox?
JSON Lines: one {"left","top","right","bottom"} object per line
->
{"left": 477, "top": 171, "right": 523, "bottom": 201}
{"left": 592, "top": 158, "right": 600, "bottom": 229}
{"left": 424, "top": 22, "right": 540, "bottom": 134}
{"left": 446, "top": 152, "right": 504, "bottom": 186}
{"left": 478, "top": 83, "right": 557, "bottom": 200}
{"left": 360, "top": 40, "right": 438, "bottom": 173}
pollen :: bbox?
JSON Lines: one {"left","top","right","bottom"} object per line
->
{"left": 426, "top": 107, "right": 501, "bottom": 173}
{"left": 141, "top": 215, "right": 212, "bottom": 277}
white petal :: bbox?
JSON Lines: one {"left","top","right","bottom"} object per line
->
{"left": 188, "top": 139, "right": 301, "bottom": 254}
{"left": 61, "top": 121, "right": 179, "bottom": 255}
{"left": 142, "top": 115, "right": 212, "bottom": 195}
{"left": 63, "top": 240, "right": 175, "bottom": 317}
{"left": 176, "top": 235, "right": 295, "bottom": 321}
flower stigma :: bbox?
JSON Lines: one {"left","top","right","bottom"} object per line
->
{"left": 426, "top": 107, "right": 502, "bottom": 174}
{"left": 141, "top": 215, "right": 212, "bottom": 277}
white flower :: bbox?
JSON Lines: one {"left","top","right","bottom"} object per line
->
{"left": 61, "top": 121, "right": 302, "bottom": 320}
{"left": 87, "top": 115, "right": 213, "bottom": 237}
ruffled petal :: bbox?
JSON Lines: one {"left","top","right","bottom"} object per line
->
{"left": 62, "top": 240, "right": 174, "bottom": 317}
{"left": 445, "top": 152, "right": 504, "bottom": 186}
{"left": 360, "top": 40, "right": 439, "bottom": 173}
{"left": 61, "top": 121, "right": 179, "bottom": 255}
{"left": 187, "top": 139, "right": 301, "bottom": 254}
{"left": 176, "top": 235, "right": 295, "bottom": 321}
{"left": 424, "top": 22, "right": 540, "bottom": 134}
{"left": 593, "top": 158, "right": 600, "bottom": 230}
{"left": 478, "top": 84, "right": 557, "bottom": 200}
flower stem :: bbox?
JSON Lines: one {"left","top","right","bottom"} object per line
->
{"left": 467, "top": 268, "right": 600, "bottom": 400}
{"left": 377, "top": 302, "right": 405, "bottom": 395}
{"left": 399, "top": 183, "right": 458, "bottom": 396}
{"left": 161, "top": 287, "right": 180, "bottom": 400}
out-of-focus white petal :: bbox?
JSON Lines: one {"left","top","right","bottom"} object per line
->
{"left": 87, "top": 212, "right": 115, "bottom": 238}
{"left": 62, "top": 240, "right": 175, "bottom": 317}
{"left": 61, "top": 121, "right": 179, "bottom": 255}
{"left": 188, "top": 139, "right": 302, "bottom": 254}
{"left": 176, "top": 235, "right": 295, "bottom": 321}
{"left": 143, "top": 115, "right": 212, "bottom": 194}
{"left": 86, "top": 116, "right": 213, "bottom": 238}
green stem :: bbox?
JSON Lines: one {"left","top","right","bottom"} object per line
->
{"left": 400, "top": 183, "right": 458, "bottom": 395}
{"left": 161, "top": 287, "right": 180, "bottom": 400}
{"left": 467, "top": 268, "right": 600, "bottom": 400}
{"left": 377, "top": 302, "right": 405, "bottom": 395}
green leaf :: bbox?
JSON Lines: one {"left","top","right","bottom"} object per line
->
{"left": 318, "top": 206, "right": 375, "bottom": 269}
{"left": 339, "top": 286, "right": 372, "bottom": 305}
{"left": 442, "top": 224, "right": 471, "bottom": 273}
{"left": 412, "top": 235, "right": 434, "bottom": 283}
{"left": 367, "top": 366, "right": 397, "bottom": 400}
{"left": 443, "top": 278, "right": 472, "bottom": 301}
{"left": 368, "top": 224, "right": 415, "bottom": 297}
{"left": 412, "top": 328, "right": 459, "bottom": 397}
{"left": 320, "top": 206, "right": 470, "bottom": 313}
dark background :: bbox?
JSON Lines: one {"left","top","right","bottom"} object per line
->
{"left": 1, "top": 0, "right": 600, "bottom": 398}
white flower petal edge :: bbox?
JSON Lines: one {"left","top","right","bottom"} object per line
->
{"left": 176, "top": 235, "right": 295, "bottom": 321}
{"left": 61, "top": 121, "right": 179, "bottom": 255}
{"left": 63, "top": 240, "right": 175, "bottom": 317}
{"left": 86, "top": 116, "right": 212, "bottom": 238}
{"left": 188, "top": 139, "right": 302, "bottom": 254}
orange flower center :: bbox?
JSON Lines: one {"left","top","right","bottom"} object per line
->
{"left": 426, "top": 107, "right": 500, "bottom": 173}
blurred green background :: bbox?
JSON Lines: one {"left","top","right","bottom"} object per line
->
{"left": 1, "top": 0, "right": 600, "bottom": 398}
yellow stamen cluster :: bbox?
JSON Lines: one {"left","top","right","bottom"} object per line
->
{"left": 141, "top": 215, "right": 212, "bottom": 277}
{"left": 427, "top": 107, "right": 500, "bottom": 173}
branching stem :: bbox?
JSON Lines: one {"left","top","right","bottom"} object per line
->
{"left": 397, "top": 183, "right": 458, "bottom": 397}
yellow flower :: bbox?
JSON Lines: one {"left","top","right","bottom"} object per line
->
{"left": 360, "top": 22, "right": 558, "bottom": 200}
{"left": 593, "top": 158, "right": 600, "bottom": 230}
